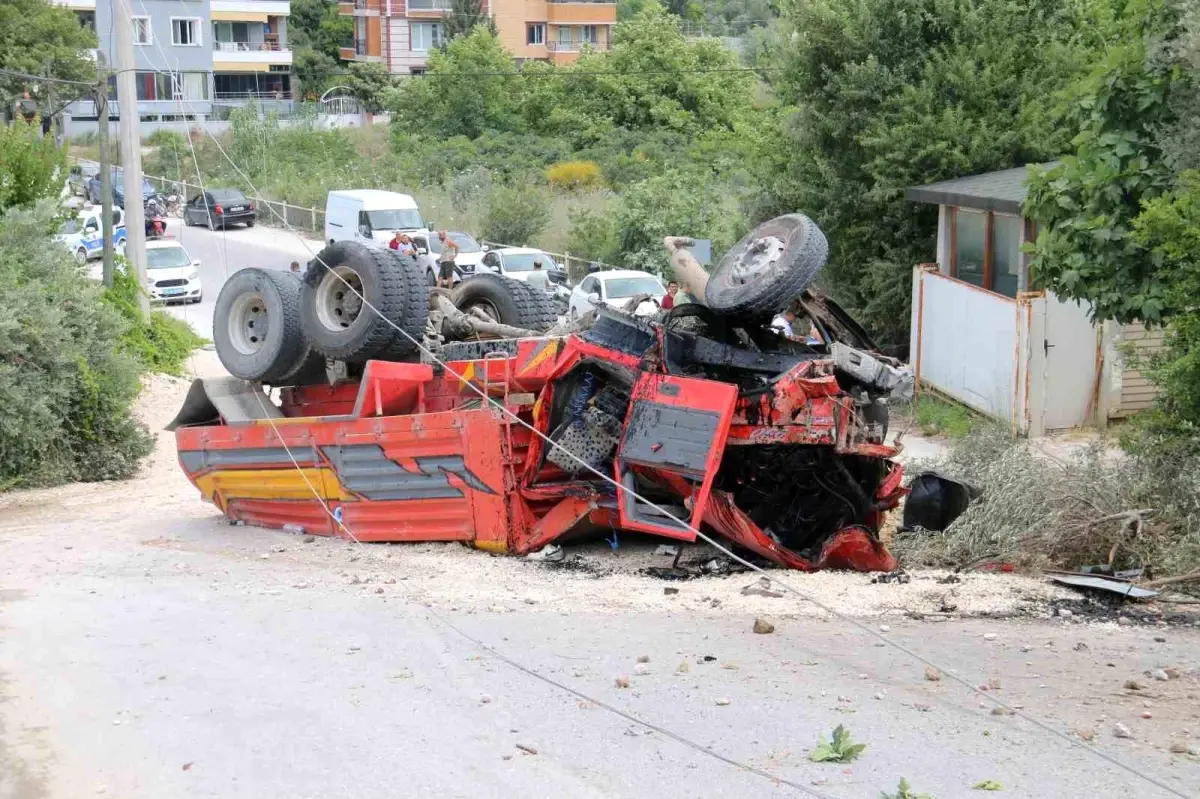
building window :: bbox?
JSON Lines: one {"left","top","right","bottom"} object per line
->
{"left": 132, "top": 16, "right": 151, "bottom": 45}
{"left": 950, "top": 207, "right": 1023, "bottom": 299}
{"left": 134, "top": 71, "right": 209, "bottom": 101}
{"left": 527, "top": 23, "right": 545, "bottom": 45}
{"left": 172, "top": 18, "right": 201, "bottom": 46}
{"left": 581, "top": 24, "right": 597, "bottom": 44}
{"left": 213, "top": 21, "right": 251, "bottom": 51}
{"left": 77, "top": 11, "right": 96, "bottom": 32}
{"left": 411, "top": 22, "right": 443, "bottom": 51}
{"left": 355, "top": 16, "right": 368, "bottom": 54}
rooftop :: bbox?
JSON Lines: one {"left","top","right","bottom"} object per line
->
{"left": 905, "top": 162, "right": 1059, "bottom": 214}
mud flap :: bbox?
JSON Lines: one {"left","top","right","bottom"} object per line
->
{"left": 615, "top": 373, "right": 737, "bottom": 540}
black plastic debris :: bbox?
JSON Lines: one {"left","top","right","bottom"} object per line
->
{"left": 902, "top": 472, "right": 979, "bottom": 532}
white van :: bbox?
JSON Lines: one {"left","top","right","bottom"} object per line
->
{"left": 324, "top": 190, "right": 428, "bottom": 246}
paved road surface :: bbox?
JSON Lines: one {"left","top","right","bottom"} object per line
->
{"left": 159, "top": 221, "right": 323, "bottom": 341}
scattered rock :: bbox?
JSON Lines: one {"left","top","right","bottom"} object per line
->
{"left": 988, "top": 677, "right": 1002, "bottom": 690}
{"left": 1164, "top": 667, "right": 1181, "bottom": 680}
{"left": 374, "top": 587, "right": 384, "bottom": 594}
{"left": 1058, "top": 608, "right": 1073, "bottom": 619}
{"left": 1151, "top": 669, "right": 1170, "bottom": 682}
{"left": 1073, "top": 642, "right": 1088, "bottom": 652}
{"left": 259, "top": 553, "right": 269, "bottom": 560}
{"left": 990, "top": 707, "right": 1014, "bottom": 716}
{"left": 502, "top": 754, "right": 513, "bottom": 761}
{"left": 1117, "top": 616, "right": 1132, "bottom": 626}
{"left": 292, "top": 582, "right": 311, "bottom": 589}
{"left": 664, "top": 587, "right": 679, "bottom": 595}
{"left": 677, "top": 661, "right": 690, "bottom": 674}
{"left": 636, "top": 654, "right": 650, "bottom": 663}
{"left": 615, "top": 676, "right": 631, "bottom": 689}
{"left": 983, "top": 633, "right": 998, "bottom": 642}
{"left": 879, "top": 624, "right": 891, "bottom": 633}
{"left": 874, "top": 692, "right": 885, "bottom": 700}
{"left": 181, "top": 763, "right": 193, "bottom": 772}
{"left": 1021, "top": 644, "right": 1034, "bottom": 653}
{"left": 1075, "top": 728, "right": 1096, "bottom": 742}
{"left": 1154, "top": 636, "right": 1167, "bottom": 643}
{"left": 753, "top": 617, "right": 775, "bottom": 635}
{"left": 1169, "top": 741, "right": 1189, "bottom": 755}
{"left": 913, "top": 703, "right": 932, "bottom": 712}
{"left": 572, "top": 667, "right": 584, "bottom": 678}
{"left": 634, "top": 663, "right": 650, "bottom": 676}
{"left": 715, "top": 697, "right": 731, "bottom": 706}
{"left": 480, "top": 694, "right": 493, "bottom": 704}
{"left": 1140, "top": 711, "right": 1153, "bottom": 719}
{"left": 925, "top": 666, "right": 942, "bottom": 682}
{"left": 384, "top": 577, "right": 396, "bottom": 585}
{"left": 302, "top": 535, "right": 315, "bottom": 543}
{"left": 524, "top": 598, "right": 536, "bottom": 605}
{"left": 1113, "top": 723, "right": 1133, "bottom": 739}
{"left": 1124, "top": 679, "right": 1146, "bottom": 691}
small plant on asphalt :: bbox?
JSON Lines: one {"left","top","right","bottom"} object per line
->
{"left": 972, "top": 780, "right": 1003, "bottom": 791}
{"left": 881, "top": 778, "right": 932, "bottom": 799}
{"left": 808, "top": 724, "right": 866, "bottom": 763}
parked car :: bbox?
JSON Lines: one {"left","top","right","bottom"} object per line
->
{"left": 569, "top": 269, "right": 666, "bottom": 318}
{"left": 86, "top": 168, "right": 156, "bottom": 208}
{"left": 57, "top": 205, "right": 126, "bottom": 265}
{"left": 144, "top": 239, "right": 202, "bottom": 304}
{"left": 324, "top": 189, "right": 427, "bottom": 246}
{"left": 479, "top": 247, "right": 567, "bottom": 284}
{"left": 413, "top": 230, "right": 485, "bottom": 285}
{"left": 182, "top": 188, "right": 256, "bottom": 230}
{"left": 67, "top": 163, "right": 95, "bottom": 196}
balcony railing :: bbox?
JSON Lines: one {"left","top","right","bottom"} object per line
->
{"left": 548, "top": 0, "right": 616, "bottom": 3}
{"left": 547, "top": 40, "right": 608, "bottom": 51}
{"left": 213, "top": 91, "right": 295, "bottom": 101}
{"left": 407, "top": 0, "right": 453, "bottom": 10}
{"left": 214, "top": 41, "right": 287, "bottom": 52}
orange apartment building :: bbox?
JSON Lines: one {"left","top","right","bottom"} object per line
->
{"left": 339, "top": 0, "right": 615, "bottom": 74}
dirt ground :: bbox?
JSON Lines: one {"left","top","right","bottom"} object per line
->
{"left": 2, "top": 352, "right": 1199, "bottom": 798}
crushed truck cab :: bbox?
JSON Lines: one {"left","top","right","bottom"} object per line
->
{"left": 172, "top": 308, "right": 908, "bottom": 572}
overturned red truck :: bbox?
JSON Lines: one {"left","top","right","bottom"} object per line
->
{"left": 170, "top": 215, "right": 913, "bottom": 571}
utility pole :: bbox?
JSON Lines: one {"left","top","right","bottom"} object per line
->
{"left": 112, "top": 0, "right": 150, "bottom": 316}
{"left": 96, "top": 52, "right": 116, "bottom": 287}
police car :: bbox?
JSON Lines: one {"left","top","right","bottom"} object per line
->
{"left": 58, "top": 206, "right": 127, "bottom": 265}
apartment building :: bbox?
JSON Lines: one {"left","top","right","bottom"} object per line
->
{"left": 54, "top": 0, "right": 292, "bottom": 133}
{"left": 339, "top": 0, "right": 614, "bottom": 74}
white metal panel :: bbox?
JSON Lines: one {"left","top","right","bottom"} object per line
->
{"left": 913, "top": 270, "right": 1018, "bottom": 422}
{"left": 1038, "top": 294, "right": 1099, "bottom": 431}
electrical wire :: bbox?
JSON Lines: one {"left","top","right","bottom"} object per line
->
{"left": 181, "top": 111, "right": 1190, "bottom": 799}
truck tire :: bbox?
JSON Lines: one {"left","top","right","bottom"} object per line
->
{"left": 300, "top": 241, "right": 427, "bottom": 361}
{"left": 213, "top": 268, "right": 310, "bottom": 382}
{"left": 451, "top": 273, "right": 556, "bottom": 331}
{"left": 705, "top": 214, "right": 828, "bottom": 317}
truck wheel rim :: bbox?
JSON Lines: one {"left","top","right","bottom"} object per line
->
{"left": 228, "top": 292, "right": 269, "bottom": 356}
{"left": 314, "top": 266, "right": 364, "bottom": 331}
{"left": 461, "top": 298, "right": 499, "bottom": 322}
{"left": 729, "top": 235, "right": 786, "bottom": 285}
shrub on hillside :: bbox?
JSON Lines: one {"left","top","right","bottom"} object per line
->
{"left": 0, "top": 203, "right": 153, "bottom": 489}
{"left": 566, "top": 208, "right": 618, "bottom": 264}
{"left": 547, "top": 160, "right": 603, "bottom": 190}
{"left": 103, "top": 265, "right": 206, "bottom": 376}
{"left": 480, "top": 184, "right": 550, "bottom": 246}
{"left": 0, "top": 118, "right": 67, "bottom": 212}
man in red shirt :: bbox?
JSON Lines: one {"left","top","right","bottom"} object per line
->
{"left": 388, "top": 231, "right": 403, "bottom": 251}
{"left": 661, "top": 280, "right": 679, "bottom": 310}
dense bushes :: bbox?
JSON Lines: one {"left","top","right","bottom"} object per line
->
{"left": 481, "top": 185, "right": 551, "bottom": 245}
{"left": 547, "top": 161, "right": 603, "bottom": 190}
{"left": 104, "top": 265, "right": 206, "bottom": 376}
{"left": 0, "top": 203, "right": 153, "bottom": 488}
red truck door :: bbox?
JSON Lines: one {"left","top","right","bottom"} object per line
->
{"left": 615, "top": 372, "right": 738, "bottom": 540}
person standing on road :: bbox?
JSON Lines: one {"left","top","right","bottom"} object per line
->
{"left": 525, "top": 258, "right": 551, "bottom": 292}
{"left": 436, "top": 230, "right": 459, "bottom": 289}
{"left": 661, "top": 280, "right": 679, "bottom": 310}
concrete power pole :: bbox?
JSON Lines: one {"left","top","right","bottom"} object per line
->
{"left": 95, "top": 52, "right": 116, "bottom": 287}
{"left": 112, "top": 0, "right": 150, "bottom": 316}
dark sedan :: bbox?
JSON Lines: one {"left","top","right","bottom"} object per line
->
{"left": 182, "top": 189, "right": 256, "bottom": 230}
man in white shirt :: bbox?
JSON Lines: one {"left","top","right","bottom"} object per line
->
{"left": 771, "top": 308, "right": 799, "bottom": 340}
{"left": 525, "top": 259, "right": 551, "bottom": 292}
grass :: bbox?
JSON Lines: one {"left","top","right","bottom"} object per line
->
{"left": 911, "top": 393, "right": 980, "bottom": 438}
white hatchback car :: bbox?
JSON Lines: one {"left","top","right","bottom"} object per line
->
{"left": 479, "top": 247, "right": 565, "bottom": 283}
{"left": 144, "top": 239, "right": 203, "bottom": 304}
{"left": 569, "top": 269, "right": 666, "bottom": 318}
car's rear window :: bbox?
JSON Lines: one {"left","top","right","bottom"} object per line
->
{"left": 209, "top": 189, "right": 248, "bottom": 203}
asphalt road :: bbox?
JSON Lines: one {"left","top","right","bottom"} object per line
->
{"left": 158, "top": 220, "right": 322, "bottom": 342}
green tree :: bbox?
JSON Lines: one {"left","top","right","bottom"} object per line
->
{"left": 0, "top": 0, "right": 96, "bottom": 107}
{"left": 480, "top": 184, "right": 550, "bottom": 244}
{"left": 0, "top": 117, "right": 67, "bottom": 212}
{"left": 289, "top": 0, "right": 353, "bottom": 97}
{"left": 442, "top": 0, "right": 498, "bottom": 42}
{"left": 761, "top": 0, "right": 1118, "bottom": 346}
{"left": 390, "top": 28, "right": 523, "bottom": 139}
{"left": 343, "top": 61, "right": 395, "bottom": 114}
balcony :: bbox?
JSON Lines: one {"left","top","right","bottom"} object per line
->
{"left": 338, "top": 0, "right": 379, "bottom": 16}
{"left": 213, "top": 41, "right": 287, "bottom": 52}
{"left": 407, "top": 0, "right": 453, "bottom": 14}
{"left": 212, "top": 41, "right": 293, "bottom": 67}
{"left": 547, "top": 40, "right": 608, "bottom": 52}
{"left": 547, "top": 2, "right": 615, "bottom": 23}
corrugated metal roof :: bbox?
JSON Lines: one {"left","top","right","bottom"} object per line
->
{"left": 905, "top": 162, "right": 1059, "bottom": 214}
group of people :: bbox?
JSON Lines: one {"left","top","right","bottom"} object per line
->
{"left": 388, "top": 229, "right": 461, "bottom": 289}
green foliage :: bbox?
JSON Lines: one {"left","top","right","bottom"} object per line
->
{"left": 290, "top": 0, "right": 353, "bottom": 97}
{"left": 911, "top": 393, "right": 979, "bottom": 438}
{"left": 103, "top": 266, "right": 206, "bottom": 376}
{"left": 481, "top": 184, "right": 550, "bottom": 245}
{"left": 443, "top": 0, "right": 497, "bottom": 41}
{"left": 0, "top": 118, "right": 68, "bottom": 212}
{"left": 1024, "top": 3, "right": 1179, "bottom": 325}
{"left": 547, "top": 160, "right": 603, "bottom": 190}
{"left": 615, "top": 171, "right": 741, "bottom": 275}
{"left": 0, "top": 0, "right": 96, "bottom": 104}
{"left": 343, "top": 62, "right": 395, "bottom": 114}
{"left": 0, "top": 203, "right": 152, "bottom": 489}
{"left": 881, "top": 779, "right": 933, "bottom": 799}
{"left": 808, "top": 724, "right": 866, "bottom": 763}
{"left": 762, "top": 0, "right": 1120, "bottom": 346}
{"left": 567, "top": 207, "right": 620, "bottom": 264}
{"left": 972, "top": 781, "right": 1003, "bottom": 791}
